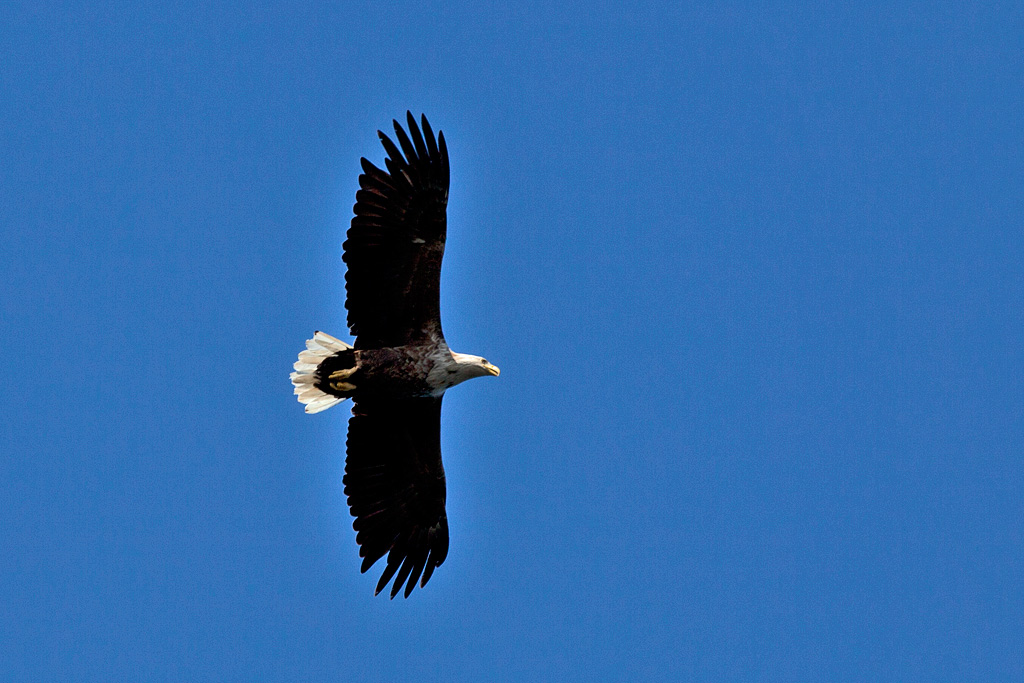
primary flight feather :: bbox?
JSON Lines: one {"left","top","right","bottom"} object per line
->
{"left": 291, "top": 113, "right": 499, "bottom": 598}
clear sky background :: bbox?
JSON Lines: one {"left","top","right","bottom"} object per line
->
{"left": 2, "top": 2, "right": 1022, "bottom": 681}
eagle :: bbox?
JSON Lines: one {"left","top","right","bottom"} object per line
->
{"left": 290, "top": 113, "right": 499, "bottom": 598}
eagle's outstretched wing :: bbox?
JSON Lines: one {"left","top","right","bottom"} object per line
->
{"left": 343, "top": 112, "right": 450, "bottom": 349}
{"left": 343, "top": 396, "right": 450, "bottom": 598}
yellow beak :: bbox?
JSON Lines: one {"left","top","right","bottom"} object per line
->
{"left": 484, "top": 362, "right": 501, "bottom": 377}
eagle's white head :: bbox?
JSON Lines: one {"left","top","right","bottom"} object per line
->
{"left": 447, "top": 352, "right": 501, "bottom": 385}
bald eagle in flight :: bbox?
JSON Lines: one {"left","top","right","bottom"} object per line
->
{"left": 291, "top": 113, "right": 499, "bottom": 598}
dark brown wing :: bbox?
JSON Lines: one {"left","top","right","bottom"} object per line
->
{"left": 343, "top": 396, "right": 449, "bottom": 598}
{"left": 344, "top": 112, "right": 450, "bottom": 349}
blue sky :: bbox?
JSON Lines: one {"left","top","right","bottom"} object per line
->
{"left": 2, "top": 1, "right": 1022, "bottom": 680}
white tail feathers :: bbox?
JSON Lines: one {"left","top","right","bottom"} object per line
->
{"left": 290, "top": 331, "right": 352, "bottom": 414}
